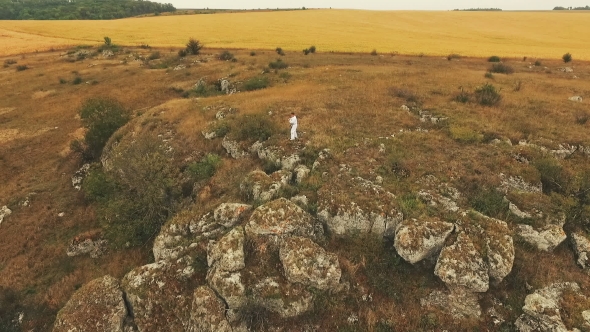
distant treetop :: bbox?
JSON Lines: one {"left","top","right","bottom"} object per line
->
{"left": 553, "top": 5, "right": 590, "bottom": 10}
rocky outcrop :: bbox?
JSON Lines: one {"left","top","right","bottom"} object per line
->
{"left": 250, "top": 142, "right": 301, "bottom": 171}
{"left": 571, "top": 232, "right": 590, "bottom": 273}
{"left": 499, "top": 174, "right": 542, "bottom": 194}
{"left": 122, "top": 256, "right": 196, "bottom": 332}
{"left": 293, "top": 164, "right": 310, "bottom": 184}
{"left": 250, "top": 277, "right": 314, "bottom": 318}
{"left": 318, "top": 175, "right": 402, "bottom": 237}
{"left": 222, "top": 137, "right": 249, "bottom": 159}
{"left": 434, "top": 233, "right": 489, "bottom": 293}
{"left": 240, "top": 170, "right": 288, "bottom": 203}
{"left": 72, "top": 163, "right": 90, "bottom": 190}
{"left": 394, "top": 218, "right": 454, "bottom": 264}
{"left": 207, "top": 266, "right": 246, "bottom": 309}
{"left": 515, "top": 282, "right": 582, "bottom": 332}
{"left": 207, "top": 227, "right": 245, "bottom": 272}
{"left": 189, "top": 286, "right": 232, "bottom": 332}
{"left": 0, "top": 205, "right": 11, "bottom": 225}
{"left": 53, "top": 275, "right": 127, "bottom": 332}
{"left": 279, "top": 236, "right": 341, "bottom": 290}
{"left": 482, "top": 215, "right": 514, "bottom": 284}
{"left": 66, "top": 238, "right": 108, "bottom": 258}
{"left": 516, "top": 223, "right": 566, "bottom": 252}
{"left": 214, "top": 203, "right": 253, "bottom": 228}
{"left": 421, "top": 288, "right": 481, "bottom": 319}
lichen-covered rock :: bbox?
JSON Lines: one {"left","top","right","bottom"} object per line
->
{"left": 479, "top": 215, "right": 514, "bottom": 284}
{"left": 514, "top": 282, "right": 580, "bottom": 332}
{"left": 417, "top": 190, "right": 460, "bottom": 213}
{"left": 153, "top": 216, "right": 191, "bottom": 262}
{"left": 281, "top": 154, "right": 301, "bottom": 171}
{"left": 208, "top": 227, "right": 245, "bottom": 272}
{"left": 420, "top": 288, "right": 481, "bottom": 319}
{"left": 245, "top": 198, "right": 323, "bottom": 242}
{"left": 279, "top": 236, "right": 341, "bottom": 290}
{"left": 318, "top": 175, "right": 402, "bottom": 237}
{"left": 72, "top": 163, "right": 91, "bottom": 190}
{"left": 188, "top": 286, "right": 232, "bottom": 332}
{"left": 122, "top": 257, "right": 195, "bottom": 332}
{"left": 213, "top": 203, "right": 252, "bottom": 228}
{"left": 290, "top": 195, "right": 309, "bottom": 207}
{"left": 206, "top": 266, "right": 246, "bottom": 309}
{"left": 0, "top": 205, "right": 12, "bottom": 225}
{"left": 516, "top": 224, "right": 566, "bottom": 252}
{"left": 293, "top": 164, "right": 311, "bottom": 184}
{"left": 394, "top": 218, "right": 454, "bottom": 264}
{"left": 571, "top": 232, "right": 590, "bottom": 273}
{"left": 499, "top": 174, "right": 542, "bottom": 194}
{"left": 240, "top": 170, "right": 284, "bottom": 203}
{"left": 66, "top": 238, "right": 108, "bottom": 259}
{"left": 251, "top": 277, "right": 314, "bottom": 318}
{"left": 434, "top": 233, "right": 489, "bottom": 293}
{"left": 53, "top": 275, "right": 127, "bottom": 332}
{"left": 222, "top": 137, "right": 249, "bottom": 159}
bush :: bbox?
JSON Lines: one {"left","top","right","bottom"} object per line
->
{"left": 533, "top": 157, "right": 565, "bottom": 194}
{"left": 303, "top": 49, "right": 310, "bottom": 55}
{"left": 309, "top": 45, "right": 316, "bottom": 53}
{"left": 15, "top": 65, "right": 28, "bottom": 71}
{"left": 275, "top": 47, "right": 285, "bottom": 56}
{"left": 59, "top": 78, "right": 67, "bottom": 84}
{"left": 178, "top": 49, "right": 188, "bottom": 57}
{"left": 243, "top": 76, "right": 269, "bottom": 91}
{"left": 72, "top": 76, "right": 83, "bottom": 85}
{"left": 148, "top": 51, "right": 160, "bottom": 60}
{"left": 219, "top": 50, "right": 235, "bottom": 61}
{"left": 474, "top": 83, "right": 502, "bottom": 106}
{"left": 79, "top": 97, "right": 129, "bottom": 159}
{"left": 187, "top": 153, "right": 222, "bottom": 182}
{"left": 186, "top": 38, "right": 203, "bottom": 55}
{"left": 235, "top": 113, "right": 276, "bottom": 142}
{"left": 488, "top": 55, "right": 501, "bottom": 62}
{"left": 454, "top": 87, "right": 470, "bottom": 103}
{"left": 370, "top": 49, "right": 378, "bottom": 56}
{"left": 268, "top": 59, "right": 288, "bottom": 69}
{"left": 139, "top": 43, "right": 151, "bottom": 49}
{"left": 3, "top": 59, "right": 16, "bottom": 67}
{"left": 104, "top": 36, "right": 111, "bottom": 46}
{"left": 250, "top": 51, "right": 256, "bottom": 56}
{"left": 447, "top": 53, "right": 461, "bottom": 60}
{"left": 563, "top": 52, "right": 572, "bottom": 63}
{"left": 449, "top": 125, "right": 484, "bottom": 144}
{"left": 534, "top": 60, "right": 542, "bottom": 66}
{"left": 484, "top": 72, "right": 494, "bottom": 79}
{"left": 489, "top": 63, "right": 514, "bottom": 74}
{"left": 470, "top": 188, "right": 508, "bottom": 219}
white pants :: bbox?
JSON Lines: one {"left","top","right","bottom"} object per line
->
{"left": 290, "top": 125, "right": 298, "bottom": 140}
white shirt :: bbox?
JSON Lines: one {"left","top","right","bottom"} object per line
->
{"left": 289, "top": 115, "right": 297, "bottom": 126}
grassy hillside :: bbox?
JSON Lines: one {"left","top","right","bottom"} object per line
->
{"left": 0, "top": 10, "right": 590, "bottom": 59}
{"left": 0, "top": 43, "right": 589, "bottom": 330}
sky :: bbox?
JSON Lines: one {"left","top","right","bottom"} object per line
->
{"left": 171, "top": 1, "right": 590, "bottom": 11}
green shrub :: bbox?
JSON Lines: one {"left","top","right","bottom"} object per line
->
{"left": 219, "top": 50, "right": 235, "bottom": 61}
{"left": 72, "top": 76, "right": 83, "bottom": 85}
{"left": 268, "top": 59, "right": 288, "bottom": 69}
{"left": 449, "top": 125, "right": 484, "bottom": 143}
{"left": 489, "top": 63, "right": 514, "bottom": 74}
{"left": 148, "top": 51, "right": 160, "bottom": 60}
{"left": 303, "top": 49, "right": 310, "bottom": 55}
{"left": 15, "top": 65, "right": 28, "bottom": 71}
{"left": 79, "top": 97, "right": 129, "bottom": 159}
{"left": 178, "top": 49, "right": 188, "bottom": 57}
{"left": 139, "top": 43, "right": 151, "bottom": 49}
{"left": 533, "top": 157, "right": 565, "bottom": 194}
{"left": 474, "top": 83, "right": 502, "bottom": 106}
{"left": 470, "top": 188, "right": 508, "bottom": 219}
{"left": 447, "top": 53, "right": 461, "bottom": 60}
{"left": 488, "top": 55, "right": 501, "bottom": 62}
{"left": 309, "top": 45, "right": 316, "bottom": 53}
{"left": 454, "top": 88, "right": 470, "bottom": 103}
{"left": 371, "top": 49, "right": 378, "bottom": 56}
{"left": 250, "top": 51, "right": 256, "bottom": 56}
{"left": 84, "top": 167, "right": 117, "bottom": 203}
{"left": 235, "top": 113, "right": 276, "bottom": 142}
{"left": 104, "top": 36, "right": 112, "bottom": 46}
{"left": 186, "top": 38, "right": 203, "bottom": 55}
{"left": 563, "top": 52, "right": 572, "bottom": 63}
{"left": 534, "top": 60, "right": 542, "bottom": 66}
{"left": 484, "top": 72, "right": 494, "bottom": 79}
{"left": 59, "top": 78, "right": 67, "bottom": 84}
{"left": 275, "top": 47, "right": 285, "bottom": 56}
{"left": 187, "top": 153, "right": 222, "bottom": 181}
{"left": 243, "top": 76, "right": 269, "bottom": 91}
{"left": 3, "top": 59, "right": 16, "bottom": 66}
{"left": 279, "top": 71, "right": 291, "bottom": 82}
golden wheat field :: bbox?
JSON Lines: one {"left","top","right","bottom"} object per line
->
{"left": 1, "top": 9, "right": 590, "bottom": 59}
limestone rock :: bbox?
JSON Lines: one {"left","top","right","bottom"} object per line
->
{"left": 72, "top": 163, "right": 91, "bottom": 190}
{"left": 569, "top": 96, "right": 583, "bottom": 102}
{"left": 207, "top": 227, "right": 245, "bottom": 272}
{"left": 213, "top": 203, "right": 252, "bottom": 228}
{"left": 245, "top": 198, "right": 323, "bottom": 242}
{"left": 394, "top": 218, "right": 454, "bottom": 264}
{"left": 66, "top": 238, "right": 108, "bottom": 259}
{"left": 516, "top": 224, "right": 566, "bottom": 252}
{"left": 318, "top": 175, "right": 402, "bottom": 237}
{"left": 514, "top": 282, "right": 580, "bottom": 332}
{"left": 240, "top": 170, "right": 284, "bottom": 203}
{"left": 188, "top": 286, "right": 232, "bottom": 332}
{"left": 207, "top": 266, "right": 246, "bottom": 309}
{"left": 290, "top": 195, "right": 308, "bottom": 207}
{"left": 499, "top": 174, "right": 542, "bottom": 194}
{"left": 474, "top": 213, "right": 514, "bottom": 284}
{"left": 122, "top": 257, "right": 196, "bottom": 332}
{"left": 53, "top": 275, "right": 127, "bottom": 332}
{"left": 421, "top": 288, "right": 481, "bottom": 319}
{"left": 222, "top": 137, "right": 249, "bottom": 159}
{"left": 434, "top": 233, "right": 489, "bottom": 292}
{"left": 0, "top": 205, "right": 12, "bottom": 225}
{"left": 153, "top": 218, "right": 190, "bottom": 262}
{"left": 293, "top": 164, "right": 311, "bottom": 184}
{"left": 251, "top": 277, "right": 314, "bottom": 318}
{"left": 279, "top": 236, "right": 341, "bottom": 290}
{"left": 571, "top": 232, "right": 590, "bottom": 272}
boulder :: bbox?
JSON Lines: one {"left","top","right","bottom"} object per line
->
{"left": 0, "top": 205, "right": 12, "bottom": 225}
{"left": 188, "top": 286, "right": 232, "bottom": 332}
{"left": 434, "top": 233, "right": 489, "bottom": 293}
{"left": 207, "top": 227, "right": 245, "bottom": 272}
{"left": 478, "top": 214, "right": 514, "bottom": 284}
{"left": 206, "top": 266, "right": 246, "bottom": 309}
{"left": 499, "top": 174, "right": 542, "bottom": 194}
{"left": 222, "top": 137, "right": 249, "bottom": 159}
{"left": 250, "top": 277, "right": 314, "bottom": 318}
{"left": 569, "top": 96, "right": 583, "bottom": 102}
{"left": 66, "top": 238, "right": 108, "bottom": 259}
{"left": 245, "top": 198, "right": 323, "bottom": 242}
{"left": 571, "top": 232, "right": 590, "bottom": 272}
{"left": 153, "top": 217, "right": 191, "bottom": 262}
{"left": 420, "top": 288, "right": 481, "bottom": 319}
{"left": 213, "top": 203, "right": 252, "bottom": 228}
{"left": 281, "top": 154, "right": 301, "bottom": 171}
{"left": 293, "top": 164, "right": 311, "bottom": 184}
{"left": 53, "top": 275, "right": 127, "bottom": 332}
{"left": 240, "top": 170, "right": 284, "bottom": 203}
{"left": 318, "top": 175, "right": 402, "bottom": 237}
{"left": 279, "top": 236, "right": 341, "bottom": 290}
{"left": 516, "top": 224, "right": 566, "bottom": 252}
{"left": 122, "top": 257, "right": 196, "bottom": 332}
{"left": 514, "top": 282, "right": 581, "bottom": 332}
{"left": 394, "top": 218, "right": 454, "bottom": 264}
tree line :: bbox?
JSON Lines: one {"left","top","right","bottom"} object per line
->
{"left": 553, "top": 5, "right": 590, "bottom": 10}
{"left": 0, "top": 0, "right": 176, "bottom": 20}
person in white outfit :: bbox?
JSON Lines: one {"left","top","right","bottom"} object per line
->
{"left": 289, "top": 112, "right": 298, "bottom": 140}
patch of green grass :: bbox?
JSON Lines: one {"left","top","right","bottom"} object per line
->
{"left": 243, "top": 76, "right": 269, "bottom": 91}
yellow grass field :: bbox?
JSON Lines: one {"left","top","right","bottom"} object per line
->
{"left": 1, "top": 9, "right": 590, "bottom": 59}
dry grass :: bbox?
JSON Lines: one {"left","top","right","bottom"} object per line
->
{"left": 0, "top": 10, "right": 590, "bottom": 59}
{"left": 1, "top": 45, "right": 590, "bottom": 330}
